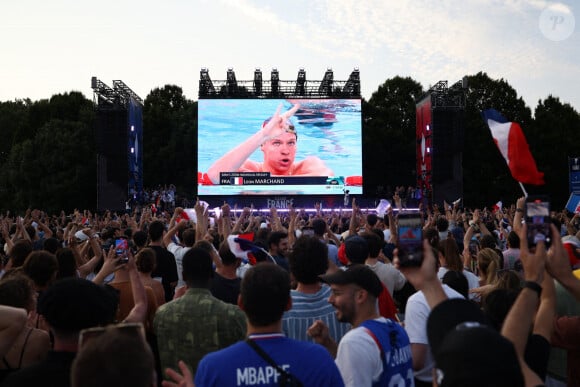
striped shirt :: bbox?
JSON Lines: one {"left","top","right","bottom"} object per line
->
{"left": 282, "top": 284, "right": 351, "bottom": 343}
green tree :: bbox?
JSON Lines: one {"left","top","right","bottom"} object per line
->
{"left": 0, "top": 92, "right": 95, "bottom": 212}
{"left": 462, "top": 72, "right": 533, "bottom": 207}
{"left": 143, "top": 85, "right": 196, "bottom": 192}
{"left": 364, "top": 76, "right": 424, "bottom": 195}
{"left": 3, "top": 119, "right": 95, "bottom": 212}
{"left": 0, "top": 100, "right": 32, "bottom": 165}
{"left": 531, "top": 96, "right": 580, "bottom": 208}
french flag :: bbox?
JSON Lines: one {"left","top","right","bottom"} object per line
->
{"left": 482, "top": 109, "right": 544, "bottom": 185}
{"left": 231, "top": 177, "right": 244, "bottom": 185}
{"left": 175, "top": 208, "right": 197, "bottom": 223}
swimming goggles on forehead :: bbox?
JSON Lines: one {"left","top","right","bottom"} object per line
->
{"left": 262, "top": 117, "right": 297, "bottom": 135}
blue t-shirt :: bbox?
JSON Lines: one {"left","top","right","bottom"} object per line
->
{"left": 360, "top": 319, "right": 414, "bottom": 387}
{"left": 195, "top": 334, "right": 344, "bottom": 387}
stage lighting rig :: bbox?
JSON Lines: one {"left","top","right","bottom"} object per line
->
{"left": 199, "top": 68, "right": 215, "bottom": 97}
{"left": 295, "top": 68, "right": 306, "bottom": 96}
{"left": 271, "top": 68, "right": 280, "bottom": 96}
{"left": 113, "top": 80, "right": 143, "bottom": 105}
{"left": 319, "top": 68, "right": 333, "bottom": 95}
{"left": 91, "top": 77, "right": 118, "bottom": 106}
{"left": 343, "top": 68, "right": 361, "bottom": 97}
{"left": 227, "top": 67, "right": 237, "bottom": 96}
{"left": 197, "top": 67, "right": 359, "bottom": 99}
{"left": 254, "top": 68, "right": 263, "bottom": 96}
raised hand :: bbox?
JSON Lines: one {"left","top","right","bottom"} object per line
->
{"left": 260, "top": 103, "right": 300, "bottom": 141}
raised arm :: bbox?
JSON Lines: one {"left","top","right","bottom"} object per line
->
{"left": 0, "top": 306, "right": 27, "bottom": 358}
{"left": 398, "top": 239, "right": 448, "bottom": 309}
{"left": 194, "top": 199, "right": 207, "bottom": 243}
{"left": 206, "top": 104, "right": 300, "bottom": 183}
{"left": 232, "top": 207, "right": 250, "bottom": 234}
{"left": 546, "top": 228, "right": 580, "bottom": 301}
{"left": 219, "top": 203, "right": 232, "bottom": 241}
{"left": 165, "top": 208, "right": 188, "bottom": 245}
{"left": 513, "top": 196, "right": 525, "bottom": 234}
{"left": 124, "top": 251, "right": 149, "bottom": 324}
{"left": 92, "top": 248, "right": 121, "bottom": 285}
{"left": 501, "top": 223, "right": 545, "bottom": 386}
{"left": 0, "top": 219, "right": 14, "bottom": 254}
{"left": 269, "top": 207, "right": 283, "bottom": 232}
{"left": 287, "top": 205, "right": 297, "bottom": 246}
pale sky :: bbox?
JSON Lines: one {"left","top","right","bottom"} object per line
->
{"left": 1, "top": 0, "right": 578, "bottom": 113}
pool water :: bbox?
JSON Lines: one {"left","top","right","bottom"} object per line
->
{"left": 198, "top": 98, "right": 362, "bottom": 178}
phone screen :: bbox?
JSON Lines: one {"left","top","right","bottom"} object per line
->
{"left": 397, "top": 213, "right": 423, "bottom": 267}
{"left": 115, "top": 238, "right": 129, "bottom": 262}
{"left": 525, "top": 197, "right": 551, "bottom": 248}
{"left": 468, "top": 240, "right": 479, "bottom": 256}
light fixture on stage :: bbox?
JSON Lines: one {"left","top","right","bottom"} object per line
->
{"left": 199, "top": 68, "right": 215, "bottom": 97}
{"left": 319, "top": 68, "right": 333, "bottom": 95}
{"left": 271, "top": 68, "right": 279, "bottom": 96}
{"left": 295, "top": 68, "right": 306, "bottom": 96}
{"left": 254, "top": 68, "right": 263, "bottom": 96}
{"left": 91, "top": 77, "right": 118, "bottom": 106}
{"left": 113, "top": 80, "right": 143, "bottom": 105}
{"left": 226, "top": 67, "right": 237, "bottom": 96}
{"left": 196, "top": 67, "right": 359, "bottom": 99}
{"left": 343, "top": 67, "right": 360, "bottom": 97}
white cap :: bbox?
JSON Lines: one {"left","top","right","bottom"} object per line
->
{"left": 74, "top": 230, "right": 89, "bottom": 241}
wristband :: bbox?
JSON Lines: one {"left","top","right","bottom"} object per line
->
{"left": 523, "top": 281, "right": 542, "bottom": 297}
{"left": 515, "top": 208, "right": 524, "bottom": 213}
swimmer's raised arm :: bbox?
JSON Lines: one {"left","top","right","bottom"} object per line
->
{"left": 206, "top": 103, "right": 300, "bottom": 184}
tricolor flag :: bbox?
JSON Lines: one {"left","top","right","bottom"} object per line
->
{"left": 175, "top": 208, "right": 197, "bottom": 223}
{"left": 492, "top": 201, "right": 503, "bottom": 213}
{"left": 226, "top": 233, "right": 276, "bottom": 265}
{"left": 482, "top": 109, "right": 544, "bottom": 185}
{"left": 231, "top": 177, "right": 244, "bottom": 185}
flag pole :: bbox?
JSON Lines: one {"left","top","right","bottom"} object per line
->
{"left": 518, "top": 182, "right": 528, "bottom": 198}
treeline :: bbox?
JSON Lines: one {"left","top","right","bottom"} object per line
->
{"left": 0, "top": 72, "right": 578, "bottom": 212}
{"left": 363, "top": 72, "right": 580, "bottom": 209}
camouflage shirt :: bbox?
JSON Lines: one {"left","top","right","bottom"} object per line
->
{"left": 153, "top": 288, "right": 246, "bottom": 376}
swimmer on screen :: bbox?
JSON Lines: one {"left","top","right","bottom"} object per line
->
{"left": 206, "top": 103, "right": 334, "bottom": 184}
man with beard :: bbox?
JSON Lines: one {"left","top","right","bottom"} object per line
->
{"left": 206, "top": 104, "right": 333, "bottom": 184}
{"left": 308, "top": 265, "right": 413, "bottom": 387}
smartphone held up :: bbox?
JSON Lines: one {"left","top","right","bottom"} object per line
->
{"left": 525, "top": 196, "right": 551, "bottom": 248}
{"left": 115, "top": 238, "right": 129, "bottom": 264}
{"left": 397, "top": 212, "right": 423, "bottom": 267}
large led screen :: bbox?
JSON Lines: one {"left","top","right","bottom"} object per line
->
{"left": 198, "top": 99, "right": 362, "bottom": 196}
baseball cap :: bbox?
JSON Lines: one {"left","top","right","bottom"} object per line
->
{"left": 427, "top": 298, "right": 524, "bottom": 387}
{"left": 319, "top": 264, "right": 382, "bottom": 298}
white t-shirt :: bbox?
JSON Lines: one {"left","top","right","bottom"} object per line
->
{"left": 383, "top": 229, "right": 392, "bottom": 243}
{"left": 335, "top": 318, "right": 385, "bottom": 387}
{"left": 404, "top": 285, "right": 464, "bottom": 382}
{"left": 166, "top": 242, "right": 190, "bottom": 287}
{"left": 437, "top": 267, "right": 480, "bottom": 300}
{"left": 367, "top": 261, "right": 406, "bottom": 296}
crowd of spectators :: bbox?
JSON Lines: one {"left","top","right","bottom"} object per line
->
{"left": 0, "top": 193, "right": 579, "bottom": 386}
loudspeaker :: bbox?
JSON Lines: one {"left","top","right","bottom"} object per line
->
{"left": 431, "top": 109, "right": 463, "bottom": 205}
{"left": 96, "top": 107, "right": 128, "bottom": 211}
